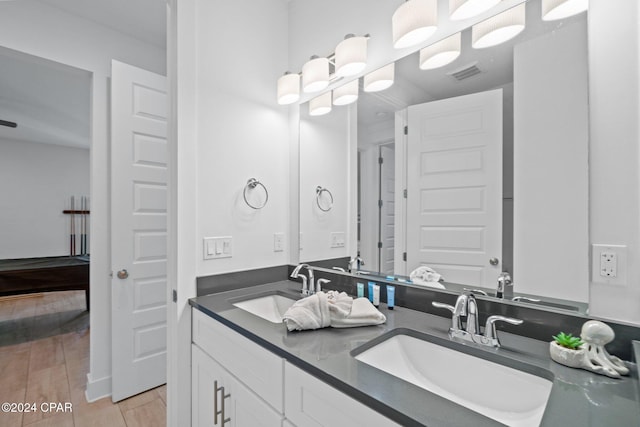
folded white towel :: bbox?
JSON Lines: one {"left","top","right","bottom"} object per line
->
{"left": 283, "top": 291, "right": 386, "bottom": 331}
{"left": 330, "top": 297, "right": 387, "bottom": 328}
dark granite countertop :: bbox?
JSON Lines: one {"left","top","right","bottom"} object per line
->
{"left": 190, "top": 280, "right": 640, "bottom": 427}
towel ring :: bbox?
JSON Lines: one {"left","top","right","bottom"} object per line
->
{"left": 316, "top": 186, "right": 334, "bottom": 212}
{"left": 243, "top": 178, "right": 268, "bottom": 209}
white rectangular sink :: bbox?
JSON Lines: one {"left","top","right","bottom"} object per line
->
{"left": 355, "top": 333, "right": 552, "bottom": 427}
{"left": 232, "top": 294, "right": 296, "bottom": 323}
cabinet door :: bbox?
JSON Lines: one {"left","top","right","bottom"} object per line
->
{"left": 193, "top": 344, "right": 283, "bottom": 427}
{"left": 284, "top": 362, "right": 399, "bottom": 427}
{"left": 192, "top": 344, "right": 226, "bottom": 427}
{"left": 193, "top": 308, "right": 284, "bottom": 412}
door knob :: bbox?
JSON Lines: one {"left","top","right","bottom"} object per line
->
{"left": 117, "top": 269, "right": 129, "bottom": 279}
{"left": 489, "top": 257, "right": 499, "bottom": 266}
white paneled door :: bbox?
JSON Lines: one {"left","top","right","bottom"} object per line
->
{"left": 406, "top": 89, "right": 502, "bottom": 288}
{"left": 111, "top": 60, "right": 168, "bottom": 402}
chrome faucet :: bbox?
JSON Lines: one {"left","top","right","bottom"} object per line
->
{"left": 433, "top": 291, "right": 523, "bottom": 347}
{"left": 290, "top": 264, "right": 315, "bottom": 296}
{"left": 496, "top": 272, "right": 513, "bottom": 299}
{"left": 348, "top": 253, "right": 364, "bottom": 273}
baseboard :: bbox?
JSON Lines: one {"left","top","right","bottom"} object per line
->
{"left": 85, "top": 373, "right": 111, "bottom": 402}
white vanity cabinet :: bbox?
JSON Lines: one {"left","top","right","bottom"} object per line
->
{"left": 192, "top": 307, "right": 398, "bottom": 427}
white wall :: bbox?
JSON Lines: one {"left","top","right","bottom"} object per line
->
{"left": 513, "top": 20, "right": 589, "bottom": 302}
{"left": 0, "top": 0, "right": 166, "bottom": 401}
{"left": 194, "top": 0, "right": 290, "bottom": 276}
{"left": 588, "top": 0, "right": 640, "bottom": 323}
{"left": 0, "top": 139, "right": 90, "bottom": 258}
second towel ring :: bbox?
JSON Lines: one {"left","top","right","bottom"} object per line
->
{"left": 316, "top": 186, "right": 334, "bottom": 212}
{"left": 244, "top": 178, "right": 269, "bottom": 209}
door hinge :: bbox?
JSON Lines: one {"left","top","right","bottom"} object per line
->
{"left": 378, "top": 156, "right": 384, "bottom": 164}
{"left": 403, "top": 189, "right": 407, "bottom": 198}
{"left": 404, "top": 126, "right": 408, "bottom": 135}
{"left": 172, "top": 289, "right": 177, "bottom": 303}
{"left": 403, "top": 252, "right": 407, "bottom": 262}
{"left": 378, "top": 199, "right": 383, "bottom": 208}
{"left": 378, "top": 242, "right": 383, "bottom": 249}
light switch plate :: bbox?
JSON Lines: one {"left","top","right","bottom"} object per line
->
{"left": 203, "top": 236, "right": 233, "bottom": 259}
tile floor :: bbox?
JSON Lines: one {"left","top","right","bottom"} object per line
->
{"left": 0, "top": 291, "right": 167, "bottom": 427}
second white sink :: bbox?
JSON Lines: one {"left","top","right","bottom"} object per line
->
{"left": 232, "top": 294, "right": 296, "bottom": 323}
{"left": 354, "top": 332, "right": 552, "bottom": 427}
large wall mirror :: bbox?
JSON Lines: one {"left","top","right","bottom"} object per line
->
{"left": 299, "top": 0, "right": 591, "bottom": 314}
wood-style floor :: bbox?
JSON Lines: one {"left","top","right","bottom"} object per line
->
{"left": 0, "top": 291, "right": 167, "bottom": 427}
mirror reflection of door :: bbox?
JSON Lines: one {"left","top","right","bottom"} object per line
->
{"left": 358, "top": 141, "right": 395, "bottom": 275}
{"left": 405, "top": 89, "right": 503, "bottom": 289}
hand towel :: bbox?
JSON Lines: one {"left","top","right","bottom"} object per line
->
{"left": 283, "top": 291, "right": 386, "bottom": 331}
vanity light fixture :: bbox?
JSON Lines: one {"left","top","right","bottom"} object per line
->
{"left": 392, "top": 0, "right": 438, "bottom": 49}
{"left": 472, "top": 3, "right": 526, "bottom": 49}
{"left": 335, "top": 34, "right": 368, "bottom": 77}
{"left": 419, "top": 32, "right": 461, "bottom": 70}
{"left": 542, "top": 0, "right": 588, "bottom": 21}
{"left": 333, "top": 79, "right": 359, "bottom": 106}
{"left": 309, "top": 91, "right": 332, "bottom": 116}
{"left": 449, "top": 0, "right": 501, "bottom": 21}
{"left": 276, "top": 72, "right": 300, "bottom": 105}
{"left": 363, "top": 63, "right": 395, "bottom": 93}
{"left": 302, "top": 55, "right": 330, "bottom": 93}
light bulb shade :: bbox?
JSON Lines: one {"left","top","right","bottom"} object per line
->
{"left": 364, "top": 63, "right": 395, "bottom": 93}
{"left": 333, "top": 80, "right": 359, "bottom": 106}
{"left": 277, "top": 73, "right": 300, "bottom": 105}
{"left": 335, "top": 36, "right": 368, "bottom": 77}
{"left": 392, "top": 0, "right": 438, "bottom": 49}
{"left": 449, "top": 0, "right": 501, "bottom": 21}
{"left": 419, "top": 32, "right": 461, "bottom": 70}
{"left": 472, "top": 3, "right": 526, "bottom": 49}
{"left": 309, "top": 92, "right": 332, "bottom": 116}
{"left": 302, "top": 57, "right": 330, "bottom": 93}
{"left": 542, "top": 0, "right": 588, "bottom": 21}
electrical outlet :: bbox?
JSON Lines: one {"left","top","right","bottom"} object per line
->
{"left": 274, "top": 233, "right": 285, "bottom": 252}
{"left": 592, "top": 244, "right": 626, "bottom": 285}
{"left": 330, "top": 232, "right": 345, "bottom": 248}
{"left": 600, "top": 251, "right": 617, "bottom": 278}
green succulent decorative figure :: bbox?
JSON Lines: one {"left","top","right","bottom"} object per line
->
{"left": 552, "top": 332, "right": 584, "bottom": 350}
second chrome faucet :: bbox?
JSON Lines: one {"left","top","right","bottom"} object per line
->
{"left": 433, "top": 291, "right": 523, "bottom": 347}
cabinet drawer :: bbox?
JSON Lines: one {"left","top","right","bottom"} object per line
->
{"left": 193, "top": 308, "right": 284, "bottom": 412}
{"left": 284, "top": 362, "right": 399, "bottom": 427}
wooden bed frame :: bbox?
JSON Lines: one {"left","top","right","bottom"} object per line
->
{"left": 0, "top": 256, "right": 90, "bottom": 310}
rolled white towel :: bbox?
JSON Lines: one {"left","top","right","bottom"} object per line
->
{"left": 283, "top": 292, "right": 331, "bottom": 331}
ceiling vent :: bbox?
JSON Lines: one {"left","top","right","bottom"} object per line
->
{"left": 447, "top": 61, "right": 482, "bottom": 81}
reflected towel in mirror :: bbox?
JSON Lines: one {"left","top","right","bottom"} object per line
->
{"left": 410, "top": 266, "right": 445, "bottom": 289}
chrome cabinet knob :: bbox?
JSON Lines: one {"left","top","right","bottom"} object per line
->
{"left": 489, "top": 257, "right": 499, "bottom": 266}
{"left": 116, "top": 269, "right": 129, "bottom": 279}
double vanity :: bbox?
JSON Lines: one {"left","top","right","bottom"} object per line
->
{"left": 190, "top": 275, "right": 640, "bottom": 427}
